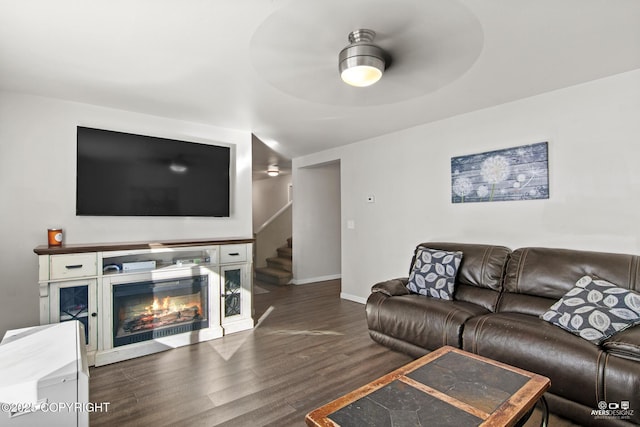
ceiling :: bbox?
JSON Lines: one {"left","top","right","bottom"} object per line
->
{"left": 1, "top": 0, "right": 639, "bottom": 162}
{"left": 252, "top": 134, "right": 291, "bottom": 181}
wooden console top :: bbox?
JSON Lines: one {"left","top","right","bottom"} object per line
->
{"left": 34, "top": 237, "right": 254, "bottom": 255}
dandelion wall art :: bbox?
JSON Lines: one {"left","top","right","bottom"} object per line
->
{"left": 451, "top": 142, "right": 549, "bottom": 203}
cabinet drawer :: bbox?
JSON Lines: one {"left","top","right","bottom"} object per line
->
{"left": 220, "top": 244, "right": 247, "bottom": 264}
{"left": 50, "top": 253, "right": 98, "bottom": 279}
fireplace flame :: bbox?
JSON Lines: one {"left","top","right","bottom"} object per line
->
{"left": 145, "top": 295, "right": 201, "bottom": 317}
{"left": 149, "top": 296, "right": 173, "bottom": 312}
{"left": 118, "top": 291, "right": 205, "bottom": 336}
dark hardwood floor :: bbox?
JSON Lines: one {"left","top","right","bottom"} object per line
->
{"left": 90, "top": 280, "right": 579, "bottom": 426}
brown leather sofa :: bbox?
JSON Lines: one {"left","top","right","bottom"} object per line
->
{"left": 366, "top": 242, "right": 640, "bottom": 426}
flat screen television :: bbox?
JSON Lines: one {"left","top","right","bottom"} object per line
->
{"left": 76, "top": 126, "right": 230, "bottom": 217}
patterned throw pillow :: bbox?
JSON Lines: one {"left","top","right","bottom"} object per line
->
{"left": 540, "top": 275, "right": 640, "bottom": 345}
{"left": 406, "top": 247, "right": 463, "bottom": 300}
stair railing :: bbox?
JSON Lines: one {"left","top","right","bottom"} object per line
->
{"left": 254, "top": 201, "right": 293, "bottom": 270}
{"left": 255, "top": 201, "right": 292, "bottom": 235}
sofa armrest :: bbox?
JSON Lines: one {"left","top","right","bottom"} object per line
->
{"left": 602, "top": 325, "right": 640, "bottom": 362}
{"left": 371, "top": 278, "right": 410, "bottom": 297}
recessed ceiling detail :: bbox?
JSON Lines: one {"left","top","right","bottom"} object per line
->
{"left": 3, "top": 1, "right": 639, "bottom": 158}
{"left": 250, "top": 0, "right": 484, "bottom": 106}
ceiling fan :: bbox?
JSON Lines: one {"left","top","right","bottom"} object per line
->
{"left": 249, "top": 0, "right": 483, "bottom": 106}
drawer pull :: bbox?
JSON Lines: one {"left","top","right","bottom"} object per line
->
{"left": 65, "top": 264, "right": 83, "bottom": 269}
{"left": 228, "top": 252, "right": 240, "bottom": 256}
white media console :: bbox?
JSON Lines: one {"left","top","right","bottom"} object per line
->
{"left": 34, "top": 238, "right": 254, "bottom": 366}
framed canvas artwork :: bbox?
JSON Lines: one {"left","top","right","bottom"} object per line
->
{"left": 451, "top": 142, "right": 549, "bottom": 203}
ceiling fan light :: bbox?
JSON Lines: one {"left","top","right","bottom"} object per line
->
{"left": 338, "top": 29, "right": 386, "bottom": 87}
{"left": 340, "top": 62, "right": 384, "bottom": 87}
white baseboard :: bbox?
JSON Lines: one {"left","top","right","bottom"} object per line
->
{"left": 340, "top": 292, "right": 367, "bottom": 304}
{"left": 292, "top": 274, "right": 341, "bottom": 285}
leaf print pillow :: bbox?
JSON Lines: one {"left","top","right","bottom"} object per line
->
{"left": 406, "top": 247, "right": 463, "bottom": 300}
{"left": 540, "top": 275, "right": 640, "bottom": 344}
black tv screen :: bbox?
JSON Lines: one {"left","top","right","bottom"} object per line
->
{"left": 76, "top": 126, "right": 230, "bottom": 217}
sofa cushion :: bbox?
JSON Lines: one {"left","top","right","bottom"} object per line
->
{"left": 500, "top": 247, "right": 640, "bottom": 316}
{"left": 366, "top": 292, "right": 488, "bottom": 351}
{"left": 412, "top": 243, "right": 510, "bottom": 292}
{"left": 412, "top": 243, "right": 511, "bottom": 312}
{"left": 406, "top": 247, "right": 462, "bottom": 300}
{"left": 540, "top": 275, "right": 640, "bottom": 344}
{"left": 462, "top": 312, "right": 603, "bottom": 410}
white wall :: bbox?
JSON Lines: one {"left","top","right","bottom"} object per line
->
{"left": 294, "top": 69, "right": 640, "bottom": 303}
{"left": 0, "top": 92, "right": 252, "bottom": 336}
{"left": 252, "top": 174, "right": 292, "bottom": 231}
{"left": 291, "top": 161, "right": 341, "bottom": 284}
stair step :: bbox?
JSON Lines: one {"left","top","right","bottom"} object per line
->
{"left": 267, "top": 257, "right": 292, "bottom": 272}
{"left": 277, "top": 246, "right": 292, "bottom": 259}
{"left": 255, "top": 267, "right": 292, "bottom": 285}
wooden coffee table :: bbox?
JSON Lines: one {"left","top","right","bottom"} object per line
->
{"left": 306, "top": 346, "right": 550, "bottom": 427}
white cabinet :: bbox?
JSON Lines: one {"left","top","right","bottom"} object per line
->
{"left": 38, "top": 252, "right": 99, "bottom": 361}
{"left": 219, "top": 242, "right": 253, "bottom": 334}
{"left": 35, "top": 238, "right": 254, "bottom": 366}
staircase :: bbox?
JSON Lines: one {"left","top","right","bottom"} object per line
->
{"left": 254, "top": 237, "right": 293, "bottom": 285}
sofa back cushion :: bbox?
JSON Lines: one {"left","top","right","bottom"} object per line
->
{"left": 499, "top": 247, "right": 640, "bottom": 316}
{"left": 412, "top": 242, "right": 511, "bottom": 311}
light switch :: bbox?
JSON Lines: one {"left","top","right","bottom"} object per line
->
{"left": 347, "top": 220, "right": 355, "bottom": 229}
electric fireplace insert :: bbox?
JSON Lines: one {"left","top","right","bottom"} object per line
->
{"left": 112, "top": 275, "right": 209, "bottom": 347}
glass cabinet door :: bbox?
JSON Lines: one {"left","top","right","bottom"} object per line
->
{"left": 59, "top": 285, "right": 89, "bottom": 342}
{"left": 51, "top": 279, "right": 97, "bottom": 351}
{"left": 223, "top": 267, "right": 242, "bottom": 318}
{"left": 220, "top": 264, "right": 251, "bottom": 327}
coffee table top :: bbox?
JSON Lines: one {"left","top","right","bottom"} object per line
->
{"left": 306, "top": 346, "right": 550, "bottom": 427}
